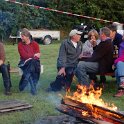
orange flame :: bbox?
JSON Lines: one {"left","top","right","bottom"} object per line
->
{"left": 66, "top": 84, "right": 117, "bottom": 112}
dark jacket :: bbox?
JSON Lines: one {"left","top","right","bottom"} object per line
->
{"left": 57, "top": 38, "right": 82, "bottom": 68}
{"left": 85, "top": 39, "right": 113, "bottom": 74}
{"left": 19, "top": 59, "right": 40, "bottom": 80}
{"left": 113, "top": 33, "right": 123, "bottom": 48}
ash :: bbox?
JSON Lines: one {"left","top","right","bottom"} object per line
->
{"left": 33, "top": 115, "right": 92, "bottom": 124}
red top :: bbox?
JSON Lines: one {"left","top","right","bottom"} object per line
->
{"left": 18, "top": 41, "right": 40, "bottom": 61}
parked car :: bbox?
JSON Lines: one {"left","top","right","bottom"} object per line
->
{"left": 73, "top": 22, "right": 124, "bottom": 43}
{"left": 10, "top": 29, "right": 60, "bottom": 45}
{"left": 113, "top": 22, "right": 124, "bottom": 35}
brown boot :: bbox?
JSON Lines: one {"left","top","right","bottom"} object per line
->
{"left": 114, "top": 89, "right": 124, "bottom": 97}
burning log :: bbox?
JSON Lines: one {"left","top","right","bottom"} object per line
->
{"left": 57, "top": 104, "right": 97, "bottom": 124}
{"left": 57, "top": 85, "right": 124, "bottom": 124}
{"left": 57, "top": 104, "right": 113, "bottom": 124}
{"left": 58, "top": 97, "right": 124, "bottom": 124}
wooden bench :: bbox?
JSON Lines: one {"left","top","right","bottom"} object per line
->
{"left": 6, "top": 61, "right": 19, "bottom": 74}
{"left": 95, "top": 72, "right": 115, "bottom": 84}
{"left": 9, "top": 68, "right": 19, "bottom": 73}
{"left": 96, "top": 72, "right": 115, "bottom": 77}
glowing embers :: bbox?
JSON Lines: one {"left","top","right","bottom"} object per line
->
{"left": 57, "top": 85, "right": 124, "bottom": 124}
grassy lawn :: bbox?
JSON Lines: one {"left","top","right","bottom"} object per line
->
{"left": 0, "top": 42, "right": 124, "bottom": 124}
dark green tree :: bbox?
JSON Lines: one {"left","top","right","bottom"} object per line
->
{"left": 0, "top": 0, "right": 124, "bottom": 40}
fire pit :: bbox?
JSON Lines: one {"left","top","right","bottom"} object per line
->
{"left": 56, "top": 85, "right": 124, "bottom": 124}
{"left": 34, "top": 115, "right": 90, "bottom": 124}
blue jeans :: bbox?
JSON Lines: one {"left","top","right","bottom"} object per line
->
{"left": 115, "top": 61, "right": 124, "bottom": 86}
{"left": 75, "top": 61, "right": 99, "bottom": 87}
{"left": 19, "top": 59, "right": 40, "bottom": 95}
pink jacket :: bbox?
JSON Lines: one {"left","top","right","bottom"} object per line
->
{"left": 114, "top": 41, "right": 124, "bottom": 65}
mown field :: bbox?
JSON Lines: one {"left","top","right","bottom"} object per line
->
{"left": 0, "top": 41, "right": 124, "bottom": 124}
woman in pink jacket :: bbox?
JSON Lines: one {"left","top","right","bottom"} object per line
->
{"left": 114, "top": 40, "right": 124, "bottom": 97}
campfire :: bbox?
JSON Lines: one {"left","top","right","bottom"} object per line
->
{"left": 57, "top": 85, "right": 124, "bottom": 124}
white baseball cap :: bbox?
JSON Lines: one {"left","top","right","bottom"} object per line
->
{"left": 69, "top": 29, "right": 82, "bottom": 37}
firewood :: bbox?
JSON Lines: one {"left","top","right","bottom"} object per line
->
{"left": 60, "top": 97, "right": 124, "bottom": 124}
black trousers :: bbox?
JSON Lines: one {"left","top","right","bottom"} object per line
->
{"left": 0, "top": 64, "right": 11, "bottom": 91}
{"left": 50, "top": 67, "right": 75, "bottom": 91}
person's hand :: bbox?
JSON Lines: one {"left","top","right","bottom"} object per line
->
{"left": 0, "top": 60, "right": 3, "bottom": 66}
{"left": 58, "top": 67, "right": 66, "bottom": 76}
{"left": 122, "top": 35, "right": 124, "bottom": 40}
{"left": 112, "top": 64, "right": 116, "bottom": 70}
{"left": 90, "top": 39, "right": 97, "bottom": 47}
{"left": 79, "top": 53, "right": 83, "bottom": 59}
{"left": 34, "top": 53, "right": 40, "bottom": 58}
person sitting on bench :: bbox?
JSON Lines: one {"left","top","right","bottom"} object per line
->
{"left": 47, "top": 29, "right": 83, "bottom": 92}
{"left": 0, "top": 41, "right": 12, "bottom": 95}
{"left": 75, "top": 27, "right": 113, "bottom": 88}
{"left": 18, "top": 28, "right": 41, "bottom": 95}
{"left": 79, "top": 29, "right": 101, "bottom": 83}
{"left": 114, "top": 40, "right": 124, "bottom": 97}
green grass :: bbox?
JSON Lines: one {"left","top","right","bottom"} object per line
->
{"left": 0, "top": 42, "right": 124, "bottom": 124}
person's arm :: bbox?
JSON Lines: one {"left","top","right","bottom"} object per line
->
{"left": 33, "top": 41, "right": 41, "bottom": 59}
{"left": 114, "top": 56, "right": 124, "bottom": 65}
{"left": 57, "top": 41, "right": 67, "bottom": 68}
{"left": 114, "top": 44, "right": 124, "bottom": 65}
{"left": 58, "top": 67, "right": 66, "bottom": 76}
{"left": 34, "top": 53, "right": 40, "bottom": 58}
{"left": 0, "top": 43, "right": 5, "bottom": 65}
{"left": 57, "top": 42, "right": 67, "bottom": 76}
{"left": 81, "top": 40, "right": 93, "bottom": 57}
{"left": 0, "top": 60, "right": 3, "bottom": 66}
{"left": 86, "top": 41, "right": 112, "bottom": 62}
{"left": 18, "top": 42, "right": 33, "bottom": 60}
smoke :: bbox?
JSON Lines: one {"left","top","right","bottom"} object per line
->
{"left": 47, "top": 93, "right": 63, "bottom": 106}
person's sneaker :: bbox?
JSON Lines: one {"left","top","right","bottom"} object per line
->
{"left": 119, "top": 82, "right": 124, "bottom": 88}
{"left": 114, "top": 90, "right": 124, "bottom": 97}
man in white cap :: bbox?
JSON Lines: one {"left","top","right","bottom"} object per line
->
{"left": 47, "top": 29, "right": 82, "bottom": 92}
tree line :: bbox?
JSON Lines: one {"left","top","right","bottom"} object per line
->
{"left": 0, "top": 0, "right": 124, "bottom": 40}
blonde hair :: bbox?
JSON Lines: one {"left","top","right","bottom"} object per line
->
{"left": 88, "top": 29, "right": 99, "bottom": 40}
{"left": 21, "top": 28, "right": 31, "bottom": 37}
